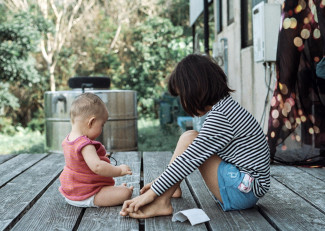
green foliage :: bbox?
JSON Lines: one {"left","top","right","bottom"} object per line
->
{"left": 159, "top": 0, "right": 191, "bottom": 36}
{"left": 0, "top": 127, "right": 45, "bottom": 154}
{"left": 0, "top": 0, "right": 193, "bottom": 145}
{"left": 0, "top": 117, "right": 17, "bottom": 136}
{"left": 0, "top": 13, "right": 41, "bottom": 83}
{"left": 27, "top": 109, "right": 45, "bottom": 132}
{"left": 0, "top": 83, "right": 19, "bottom": 110}
{"left": 0, "top": 12, "right": 50, "bottom": 131}
{"left": 0, "top": 5, "right": 6, "bottom": 23}
{"left": 114, "top": 16, "right": 192, "bottom": 118}
{"left": 55, "top": 11, "right": 122, "bottom": 88}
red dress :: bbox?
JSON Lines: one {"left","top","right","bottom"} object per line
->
{"left": 59, "top": 135, "right": 115, "bottom": 201}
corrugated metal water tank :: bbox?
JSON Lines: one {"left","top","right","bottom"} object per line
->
{"left": 44, "top": 77, "right": 138, "bottom": 153}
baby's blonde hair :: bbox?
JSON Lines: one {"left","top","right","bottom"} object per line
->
{"left": 70, "top": 93, "right": 108, "bottom": 123}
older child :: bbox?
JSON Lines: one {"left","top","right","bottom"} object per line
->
{"left": 120, "top": 54, "right": 270, "bottom": 218}
{"left": 59, "top": 92, "right": 133, "bottom": 207}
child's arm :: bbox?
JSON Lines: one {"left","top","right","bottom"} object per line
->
{"left": 81, "top": 144, "right": 132, "bottom": 177}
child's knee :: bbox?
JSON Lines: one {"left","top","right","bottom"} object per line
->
{"left": 180, "top": 130, "right": 198, "bottom": 143}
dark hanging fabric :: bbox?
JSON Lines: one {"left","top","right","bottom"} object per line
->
{"left": 267, "top": 0, "right": 325, "bottom": 164}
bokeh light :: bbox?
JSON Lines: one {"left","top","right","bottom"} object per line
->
{"left": 273, "top": 119, "right": 280, "bottom": 128}
{"left": 280, "top": 83, "right": 288, "bottom": 95}
{"left": 301, "top": 28, "right": 310, "bottom": 39}
{"left": 296, "top": 117, "right": 301, "bottom": 124}
{"left": 286, "top": 98, "right": 295, "bottom": 106}
{"left": 296, "top": 135, "right": 301, "bottom": 142}
{"left": 295, "top": 5, "right": 302, "bottom": 13}
{"left": 301, "top": 115, "right": 307, "bottom": 122}
{"left": 304, "top": 17, "right": 309, "bottom": 24}
{"left": 285, "top": 120, "right": 292, "bottom": 129}
{"left": 314, "top": 126, "right": 320, "bottom": 134}
{"left": 290, "top": 18, "right": 297, "bottom": 28}
{"left": 300, "top": 0, "right": 306, "bottom": 9}
{"left": 294, "top": 37, "right": 303, "bottom": 47}
{"left": 284, "top": 102, "right": 292, "bottom": 113}
{"left": 283, "top": 18, "right": 291, "bottom": 29}
{"left": 313, "top": 28, "right": 321, "bottom": 39}
{"left": 272, "top": 109, "right": 279, "bottom": 119}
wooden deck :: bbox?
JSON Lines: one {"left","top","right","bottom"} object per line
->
{"left": 0, "top": 151, "right": 324, "bottom": 231}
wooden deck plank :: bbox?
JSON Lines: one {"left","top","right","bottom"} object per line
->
{"left": 77, "top": 152, "right": 141, "bottom": 231}
{"left": 0, "top": 151, "right": 324, "bottom": 231}
{"left": 298, "top": 166, "right": 325, "bottom": 182}
{"left": 0, "top": 153, "right": 64, "bottom": 231}
{"left": 11, "top": 180, "right": 83, "bottom": 231}
{"left": 186, "top": 169, "right": 276, "bottom": 231}
{"left": 271, "top": 165, "right": 325, "bottom": 213}
{"left": 0, "top": 154, "right": 17, "bottom": 164}
{"left": 257, "top": 177, "right": 325, "bottom": 230}
{"left": 0, "top": 154, "right": 47, "bottom": 188}
{"left": 143, "top": 151, "right": 207, "bottom": 231}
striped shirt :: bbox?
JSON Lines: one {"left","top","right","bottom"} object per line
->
{"left": 151, "top": 95, "right": 270, "bottom": 198}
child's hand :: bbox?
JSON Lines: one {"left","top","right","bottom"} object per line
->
{"left": 140, "top": 181, "right": 154, "bottom": 194}
{"left": 119, "top": 164, "right": 132, "bottom": 176}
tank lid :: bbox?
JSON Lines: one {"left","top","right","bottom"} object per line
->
{"left": 68, "top": 76, "right": 110, "bottom": 89}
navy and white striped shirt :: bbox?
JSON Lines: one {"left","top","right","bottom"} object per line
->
{"left": 151, "top": 95, "right": 270, "bottom": 198}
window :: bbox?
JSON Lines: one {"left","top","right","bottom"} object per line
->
{"left": 227, "top": 0, "right": 234, "bottom": 24}
{"left": 241, "top": 0, "right": 265, "bottom": 48}
{"left": 215, "top": 0, "right": 222, "bottom": 33}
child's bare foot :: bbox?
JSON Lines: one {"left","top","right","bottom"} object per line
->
{"left": 127, "top": 197, "right": 173, "bottom": 218}
{"left": 172, "top": 187, "right": 182, "bottom": 198}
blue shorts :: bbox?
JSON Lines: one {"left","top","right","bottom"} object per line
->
{"left": 215, "top": 161, "right": 259, "bottom": 211}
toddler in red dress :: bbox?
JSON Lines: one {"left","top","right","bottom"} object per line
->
{"left": 59, "top": 93, "right": 133, "bottom": 207}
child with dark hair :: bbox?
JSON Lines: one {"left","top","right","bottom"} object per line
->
{"left": 120, "top": 54, "right": 270, "bottom": 218}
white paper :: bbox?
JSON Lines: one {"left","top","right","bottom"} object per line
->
{"left": 172, "top": 208, "right": 210, "bottom": 226}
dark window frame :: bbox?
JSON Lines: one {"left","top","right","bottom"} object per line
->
{"left": 241, "top": 0, "right": 265, "bottom": 48}
{"left": 216, "top": 0, "right": 223, "bottom": 33}
{"left": 227, "top": 0, "right": 234, "bottom": 25}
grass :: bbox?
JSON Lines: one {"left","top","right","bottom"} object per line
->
{"left": 138, "top": 118, "right": 181, "bottom": 152}
{"left": 0, "top": 127, "right": 46, "bottom": 155}
{"left": 0, "top": 119, "right": 182, "bottom": 155}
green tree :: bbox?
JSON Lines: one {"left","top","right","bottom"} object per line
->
{"left": 3, "top": 0, "right": 96, "bottom": 91}
{"left": 0, "top": 12, "right": 45, "bottom": 130}
{"left": 114, "top": 16, "right": 192, "bottom": 117}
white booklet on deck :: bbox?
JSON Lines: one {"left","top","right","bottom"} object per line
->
{"left": 172, "top": 208, "right": 210, "bottom": 226}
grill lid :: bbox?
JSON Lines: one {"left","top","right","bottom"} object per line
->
{"left": 68, "top": 77, "right": 110, "bottom": 91}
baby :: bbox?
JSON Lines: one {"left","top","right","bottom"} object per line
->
{"left": 59, "top": 92, "right": 133, "bottom": 207}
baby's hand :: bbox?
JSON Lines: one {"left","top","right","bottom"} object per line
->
{"left": 119, "top": 164, "right": 132, "bottom": 176}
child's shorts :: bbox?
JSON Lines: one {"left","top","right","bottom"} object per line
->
{"left": 215, "top": 161, "right": 259, "bottom": 211}
{"left": 64, "top": 195, "right": 98, "bottom": 208}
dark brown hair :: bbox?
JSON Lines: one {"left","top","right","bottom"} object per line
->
{"left": 168, "top": 54, "right": 234, "bottom": 116}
